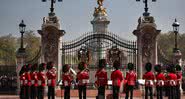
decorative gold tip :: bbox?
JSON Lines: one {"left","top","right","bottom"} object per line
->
{"left": 97, "top": 0, "right": 104, "bottom": 7}
{"left": 93, "top": 6, "right": 107, "bottom": 16}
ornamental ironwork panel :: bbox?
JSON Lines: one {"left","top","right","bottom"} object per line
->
{"left": 61, "top": 32, "right": 137, "bottom": 68}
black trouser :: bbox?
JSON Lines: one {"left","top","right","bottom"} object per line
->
{"left": 176, "top": 85, "right": 181, "bottom": 99}
{"left": 125, "top": 85, "right": 134, "bottom": 99}
{"left": 30, "top": 85, "right": 37, "bottom": 99}
{"left": 20, "top": 86, "right": 25, "bottom": 99}
{"left": 37, "top": 86, "right": 45, "bottom": 99}
{"left": 78, "top": 85, "right": 86, "bottom": 99}
{"left": 168, "top": 86, "right": 176, "bottom": 99}
{"left": 97, "top": 86, "right": 105, "bottom": 99}
{"left": 145, "top": 86, "right": 153, "bottom": 99}
{"left": 64, "top": 86, "right": 70, "bottom": 99}
{"left": 165, "top": 86, "right": 169, "bottom": 97}
{"left": 48, "top": 86, "right": 55, "bottom": 99}
{"left": 113, "top": 86, "right": 120, "bottom": 99}
{"left": 25, "top": 86, "right": 30, "bottom": 99}
{"left": 156, "top": 86, "right": 163, "bottom": 99}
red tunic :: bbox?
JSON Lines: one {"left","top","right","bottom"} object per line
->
{"left": 30, "top": 71, "right": 38, "bottom": 87}
{"left": 155, "top": 73, "right": 165, "bottom": 86}
{"left": 167, "top": 73, "right": 177, "bottom": 86}
{"left": 176, "top": 72, "right": 182, "bottom": 85}
{"left": 37, "top": 71, "right": 46, "bottom": 87}
{"left": 25, "top": 72, "right": 31, "bottom": 86}
{"left": 125, "top": 70, "right": 137, "bottom": 86}
{"left": 76, "top": 71, "right": 89, "bottom": 86}
{"left": 143, "top": 71, "right": 155, "bottom": 87}
{"left": 46, "top": 69, "right": 57, "bottom": 87}
{"left": 95, "top": 68, "right": 108, "bottom": 86}
{"left": 20, "top": 73, "right": 26, "bottom": 86}
{"left": 62, "top": 73, "right": 73, "bottom": 86}
{"left": 111, "top": 70, "right": 123, "bottom": 87}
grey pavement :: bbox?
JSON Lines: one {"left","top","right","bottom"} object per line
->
{"left": 0, "top": 95, "right": 185, "bottom": 99}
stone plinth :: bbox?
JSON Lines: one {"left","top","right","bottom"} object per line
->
{"left": 133, "top": 16, "right": 161, "bottom": 78}
{"left": 38, "top": 13, "right": 65, "bottom": 81}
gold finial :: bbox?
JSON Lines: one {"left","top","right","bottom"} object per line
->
{"left": 97, "top": 0, "right": 104, "bottom": 7}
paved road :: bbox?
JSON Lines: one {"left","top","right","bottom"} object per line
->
{"left": 0, "top": 95, "right": 185, "bottom": 99}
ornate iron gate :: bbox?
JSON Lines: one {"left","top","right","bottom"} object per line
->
{"left": 61, "top": 32, "right": 137, "bottom": 83}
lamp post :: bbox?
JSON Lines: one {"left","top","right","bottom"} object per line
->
{"left": 172, "top": 19, "right": 180, "bottom": 51}
{"left": 19, "top": 20, "right": 26, "bottom": 51}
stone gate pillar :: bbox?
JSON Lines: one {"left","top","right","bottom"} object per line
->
{"left": 133, "top": 16, "right": 161, "bottom": 78}
{"left": 38, "top": 12, "right": 65, "bottom": 81}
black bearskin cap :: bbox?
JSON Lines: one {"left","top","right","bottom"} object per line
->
{"left": 154, "top": 64, "right": 162, "bottom": 72}
{"left": 31, "top": 63, "right": 38, "bottom": 71}
{"left": 127, "top": 63, "right": 134, "bottom": 70}
{"left": 175, "top": 64, "right": 181, "bottom": 71}
{"left": 78, "top": 62, "right": 86, "bottom": 71}
{"left": 62, "top": 64, "right": 70, "bottom": 73}
{"left": 47, "top": 61, "right": 54, "bottom": 70}
{"left": 39, "top": 63, "right": 46, "bottom": 71}
{"left": 113, "top": 60, "right": 121, "bottom": 70}
{"left": 145, "top": 62, "right": 152, "bottom": 72}
{"left": 98, "top": 59, "right": 106, "bottom": 68}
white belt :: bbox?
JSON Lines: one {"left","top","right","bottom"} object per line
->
{"left": 145, "top": 80, "right": 153, "bottom": 86}
{"left": 38, "top": 80, "right": 42, "bottom": 86}
{"left": 169, "top": 80, "right": 176, "bottom": 86}
{"left": 157, "top": 80, "right": 164, "bottom": 86}
{"left": 31, "top": 80, "right": 35, "bottom": 85}
{"left": 25, "top": 80, "right": 28, "bottom": 84}
{"left": 64, "top": 81, "right": 69, "bottom": 86}
{"left": 20, "top": 80, "right": 23, "bottom": 85}
{"left": 48, "top": 80, "right": 51, "bottom": 84}
{"left": 82, "top": 79, "right": 89, "bottom": 84}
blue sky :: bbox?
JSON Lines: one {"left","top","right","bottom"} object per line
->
{"left": 0, "top": 0, "right": 185, "bottom": 41}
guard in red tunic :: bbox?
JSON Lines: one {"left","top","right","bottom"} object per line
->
{"left": 175, "top": 64, "right": 182, "bottom": 99}
{"left": 154, "top": 64, "right": 165, "bottom": 99}
{"left": 111, "top": 60, "right": 124, "bottom": 99}
{"left": 76, "top": 62, "right": 89, "bottom": 99}
{"left": 19, "top": 65, "right": 26, "bottom": 99}
{"left": 166, "top": 64, "right": 177, "bottom": 99}
{"left": 95, "top": 59, "right": 108, "bottom": 99}
{"left": 37, "top": 63, "right": 46, "bottom": 99}
{"left": 143, "top": 62, "right": 154, "bottom": 99}
{"left": 125, "top": 63, "right": 137, "bottom": 99}
{"left": 46, "top": 61, "right": 57, "bottom": 99}
{"left": 25, "top": 64, "right": 31, "bottom": 99}
{"left": 30, "top": 64, "right": 38, "bottom": 99}
{"left": 62, "top": 64, "right": 74, "bottom": 99}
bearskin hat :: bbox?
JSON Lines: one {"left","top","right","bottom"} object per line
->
{"left": 154, "top": 64, "right": 162, "bottom": 73}
{"left": 175, "top": 64, "right": 181, "bottom": 71}
{"left": 31, "top": 63, "right": 38, "bottom": 71}
{"left": 145, "top": 62, "right": 152, "bottom": 72}
{"left": 39, "top": 63, "right": 46, "bottom": 71}
{"left": 19, "top": 65, "right": 26, "bottom": 76}
{"left": 62, "top": 64, "right": 70, "bottom": 73}
{"left": 169, "top": 64, "right": 176, "bottom": 73}
{"left": 127, "top": 63, "right": 134, "bottom": 70}
{"left": 25, "top": 64, "right": 32, "bottom": 72}
{"left": 47, "top": 61, "right": 54, "bottom": 70}
{"left": 113, "top": 60, "right": 121, "bottom": 70}
{"left": 78, "top": 62, "right": 86, "bottom": 71}
{"left": 98, "top": 59, "right": 106, "bottom": 68}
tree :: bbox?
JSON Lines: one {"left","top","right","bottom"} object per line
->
{"left": 157, "top": 32, "right": 185, "bottom": 63}
{"left": 0, "top": 34, "right": 17, "bottom": 65}
{"left": 21, "top": 31, "right": 40, "bottom": 62}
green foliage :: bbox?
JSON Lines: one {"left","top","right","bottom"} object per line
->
{"left": 157, "top": 32, "right": 185, "bottom": 62}
{"left": 0, "top": 34, "right": 17, "bottom": 65}
{"left": 19, "top": 31, "right": 40, "bottom": 62}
